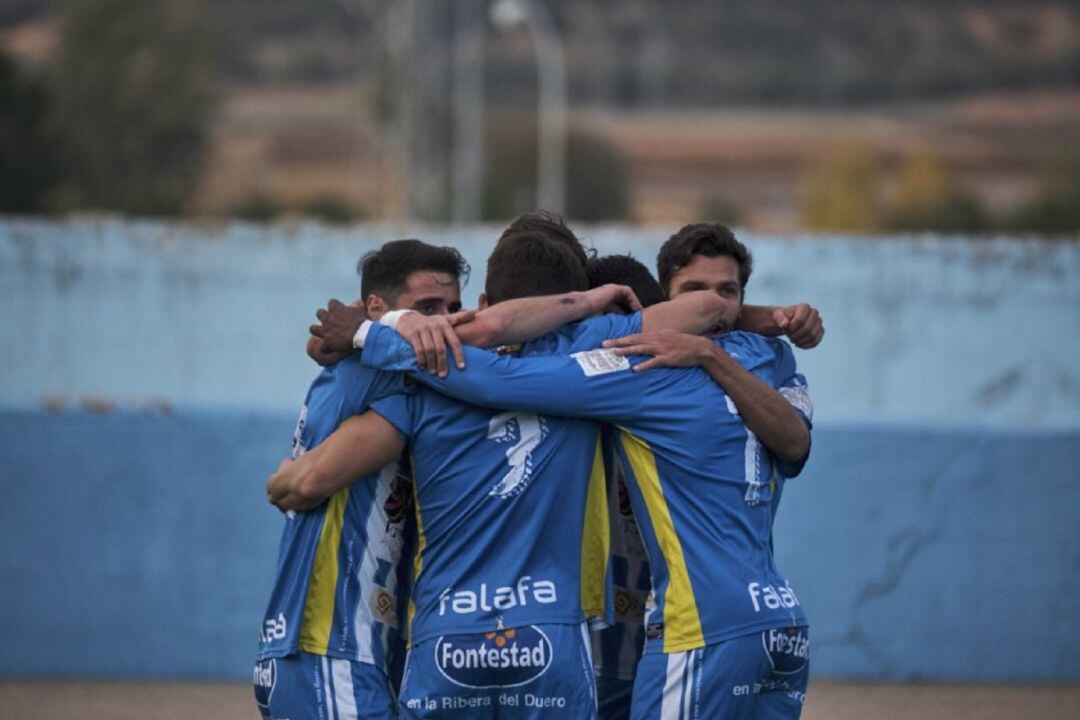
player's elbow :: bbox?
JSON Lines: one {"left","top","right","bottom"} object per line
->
{"left": 773, "top": 430, "right": 810, "bottom": 464}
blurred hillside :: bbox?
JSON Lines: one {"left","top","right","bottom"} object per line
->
{"left": 2, "top": 0, "right": 1078, "bottom": 229}
{"left": 5, "top": 0, "right": 1077, "bottom": 102}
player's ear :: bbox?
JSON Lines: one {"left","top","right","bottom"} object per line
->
{"left": 478, "top": 292, "right": 489, "bottom": 310}
{"left": 366, "top": 294, "right": 388, "bottom": 318}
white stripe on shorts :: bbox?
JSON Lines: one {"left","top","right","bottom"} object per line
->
{"left": 332, "top": 658, "right": 358, "bottom": 720}
{"left": 321, "top": 656, "right": 337, "bottom": 720}
{"left": 661, "top": 651, "right": 688, "bottom": 720}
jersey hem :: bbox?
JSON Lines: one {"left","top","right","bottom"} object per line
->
{"left": 409, "top": 613, "right": 586, "bottom": 647}
{"left": 643, "top": 615, "right": 809, "bottom": 655}
{"left": 256, "top": 645, "right": 383, "bottom": 669}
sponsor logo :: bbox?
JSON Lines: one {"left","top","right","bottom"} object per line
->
{"left": 613, "top": 587, "right": 648, "bottom": 622}
{"left": 435, "top": 626, "right": 553, "bottom": 689}
{"left": 260, "top": 612, "right": 287, "bottom": 643}
{"left": 645, "top": 622, "right": 663, "bottom": 640}
{"left": 438, "top": 575, "right": 557, "bottom": 616}
{"left": 371, "top": 587, "right": 399, "bottom": 628}
{"left": 252, "top": 659, "right": 276, "bottom": 709}
{"left": 766, "top": 627, "right": 809, "bottom": 660}
{"left": 747, "top": 582, "right": 801, "bottom": 613}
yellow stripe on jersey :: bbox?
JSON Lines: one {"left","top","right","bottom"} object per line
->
{"left": 406, "top": 458, "right": 426, "bottom": 648}
{"left": 580, "top": 435, "right": 610, "bottom": 620}
{"left": 298, "top": 487, "right": 348, "bottom": 654}
{"left": 619, "top": 430, "right": 704, "bottom": 652}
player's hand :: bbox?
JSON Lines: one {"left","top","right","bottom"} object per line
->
{"left": 772, "top": 303, "right": 824, "bottom": 349}
{"left": 396, "top": 310, "right": 475, "bottom": 377}
{"left": 267, "top": 457, "right": 325, "bottom": 512}
{"left": 603, "top": 329, "right": 713, "bottom": 372}
{"left": 310, "top": 299, "right": 367, "bottom": 355}
{"left": 586, "top": 284, "right": 642, "bottom": 316}
{"left": 307, "top": 335, "right": 353, "bottom": 366}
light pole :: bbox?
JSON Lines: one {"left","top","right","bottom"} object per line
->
{"left": 491, "top": 0, "right": 567, "bottom": 216}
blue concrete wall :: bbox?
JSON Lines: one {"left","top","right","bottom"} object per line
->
{"left": 1, "top": 220, "right": 1078, "bottom": 681}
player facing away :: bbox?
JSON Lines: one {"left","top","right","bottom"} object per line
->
{"left": 253, "top": 239, "right": 472, "bottom": 720}
{"left": 345, "top": 224, "right": 815, "bottom": 719}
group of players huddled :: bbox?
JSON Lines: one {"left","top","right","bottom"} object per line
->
{"left": 254, "top": 213, "right": 823, "bottom": 720}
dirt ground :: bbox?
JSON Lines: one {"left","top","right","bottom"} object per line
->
{"left": 1, "top": 679, "right": 1078, "bottom": 720}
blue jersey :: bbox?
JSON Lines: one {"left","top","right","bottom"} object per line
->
{"left": 359, "top": 317, "right": 643, "bottom": 648}
{"left": 257, "top": 355, "right": 413, "bottom": 671}
{"left": 361, "top": 314, "right": 812, "bottom": 655}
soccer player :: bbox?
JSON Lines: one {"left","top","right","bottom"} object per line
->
{"left": 269, "top": 232, "right": 754, "bottom": 718}
{"left": 337, "top": 224, "right": 815, "bottom": 719}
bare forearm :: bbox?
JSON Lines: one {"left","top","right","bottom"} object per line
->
{"left": 641, "top": 291, "right": 726, "bottom": 335}
{"left": 736, "top": 305, "right": 782, "bottom": 335}
{"left": 456, "top": 291, "right": 594, "bottom": 347}
{"left": 701, "top": 345, "right": 809, "bottom": 462}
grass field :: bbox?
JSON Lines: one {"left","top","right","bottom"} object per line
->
{"left": 2, "top": 679, "right": 1078, "bottom": 719}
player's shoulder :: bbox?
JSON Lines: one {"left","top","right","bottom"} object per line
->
{"left": 311, "top": 354, "right": 408, "bottom": 402}
{"left": 534, "top": 311, "right": 642, "bottom": 355}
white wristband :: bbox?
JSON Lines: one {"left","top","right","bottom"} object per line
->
{"left": 379, "top": 309, "right": 417, "bottom": 331}
{"left": 352, "top": 320, "right": 374, "bottom": 349}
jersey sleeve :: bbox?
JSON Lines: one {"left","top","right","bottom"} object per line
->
{"left": 766, "top": 337, "right": 813, "bottom": 478}
{"left": 367, "top": 392, "right": 414, "bottom": 442}
{"left": 360, "top": 323, "right": 646, "bottom": 422}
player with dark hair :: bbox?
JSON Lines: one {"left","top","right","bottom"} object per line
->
{"left": 254, "top": 238, "right": 470, "bottom": 720}
{"left": 497, "top": 210, "right": 594, "bottom": 269}
{"left": 587, "top": 254, "right": 666, "bottom": 310}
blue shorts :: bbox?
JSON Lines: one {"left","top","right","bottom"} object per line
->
{"left": 253, "top": 652, "right": 398, "bottom": 720}
{"left": 399, "top": 623, "right": 597, "bottom": 719}
{"left": 596, "top": 674, "right": 635, "bottom": 720}
{"left": 630, "top": 626, "right": 809, "bottom": 720}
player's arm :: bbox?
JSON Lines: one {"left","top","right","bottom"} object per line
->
{"left": 309, "top": 285, "right": 641, "bottom": 377}
{"left": 360, "top": 323, "right": 643, "bottom": 422}
{"left": 604, "top": 330, "right": 809, "bottom": 463}
{"left": 737, "top": 303, "right": 824, "bottom": 349}
{"left": 453, "top": 283, "right": 642, "bottom": 348}
{"left": 267, "top": 410, "right": 405, "bottom": 511}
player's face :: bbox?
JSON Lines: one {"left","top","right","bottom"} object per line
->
{"left": 667, "top": 254, "right": 743, "bottom": 334}
{"left": 394, "top": 270, "right": 462, "bottom": 316}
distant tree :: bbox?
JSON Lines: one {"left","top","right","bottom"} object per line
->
{"left": 0, "top": 52, "right": 59, "bottom": 213}
{"left": 1007, "top": 157, "right": 1080, "bottom": 235}
{"left": 885, "top": 151, "right": 987, "bottom": 233}
{"left": 482, "top": 115, "right": 630, "bottom": 223}
{"left": 798, "top": 140, "right": 883, "bottom": 233}
{"left": 50, "top": 0, "right": 220, "bottom": 215}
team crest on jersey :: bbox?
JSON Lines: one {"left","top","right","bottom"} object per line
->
{"left": 487, "top": 412, "right": 549, "bottom": 498}
{"left": 435, "top": 626, "right": 552, "bottom": 689}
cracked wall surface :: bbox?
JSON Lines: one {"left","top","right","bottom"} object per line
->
{"left": 1, "top": 221, "right": 1077, "bottom": 681}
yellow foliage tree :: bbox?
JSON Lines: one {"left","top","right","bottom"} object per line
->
{"left": 798, "top": 140, "right": 883, "bottom": 233}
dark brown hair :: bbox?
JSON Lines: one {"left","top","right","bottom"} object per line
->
{"left": 656, "top": 223, "right": 752, "bottom": 295}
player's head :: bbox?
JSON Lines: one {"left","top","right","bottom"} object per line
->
{"left": 358, "top": 239, "right": 469, "bottom": 320}
{"left": 481, "top": 231, "right": 589, "bottom": 307}
{"left": 657, "top": 223, "right": 751, "bottom": 333}
{"left": 498, "top": 211, "right": 592, "bottom": 269}
{"left": 586, "top": 254, "right": 666, "bottom": 308}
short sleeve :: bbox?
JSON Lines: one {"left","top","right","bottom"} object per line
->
{"left": 368, "top": 392, "right": 414, "bottom": 442}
